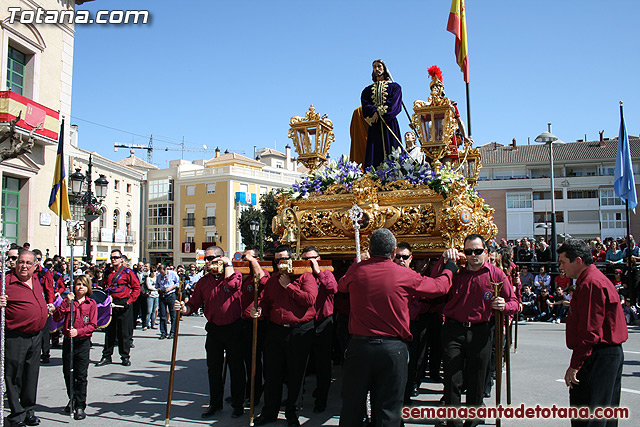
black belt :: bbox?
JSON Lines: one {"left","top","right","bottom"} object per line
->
{"left": 445, "top": 318, "right": 490, "bottom": 328}
{"left": 352, "top": 334, "right": 404, "bottom": 341}
{"left": 278, "top": 320, "right": 313, "bottom": 329}
{"left": 593, "top": 342, "right": 622, "bottom": 351}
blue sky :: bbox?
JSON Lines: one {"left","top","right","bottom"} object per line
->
{"left": 71, "top": 0, "right": 640, "bottom": 168}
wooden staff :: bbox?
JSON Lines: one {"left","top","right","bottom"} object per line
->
{"left": 492, "top": 281, "right": 504, "bottom": 427}
{"left": 514, "top": 309, "right": 519, "bottom": 353}
{"left": 504, "top": 316, "right": 512, "bottom": 406}
{"left": 68, "top": 243, "right": 75, "bottom": 419}
{"left": 249, "top": 273, "right": 260, "bottom": 426}
{"left": 164, "top": 278, "right": 184, "bottom": 427}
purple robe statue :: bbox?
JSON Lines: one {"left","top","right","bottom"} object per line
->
{"left": 361, "top": 80, "right": 403, "bottom": 168}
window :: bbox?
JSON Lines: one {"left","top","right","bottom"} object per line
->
{"left": 1, "top": 176, "right": 20, "bottom": 244}
{"left": 533, "top": 211, "right": 564, "bottom": 223}
{"left": 567, "top": 210, "right": 600, "bottom": 223}
{"left": 204, "top": 206, "right": 216, "bottom": 226}
{"left": 533, "top": 191, "right": 563, "bottom": 200}
{"left": 185, "top": 234, "right": 195, "bottom": 243}
{"left": 186, "top": 185, "right": 195, "bottom": 196}
{"left": 207, "top": 183, "right": 216, "bottom": 194}
{"left": 600, "top": 189, "right": 623, "bottom": 206}
{"left": 601, "top": 211, "right": 625, "bottom": 229}
{"left": 184, "top": 211, "right": 195, "bottom": 227}
{"left": 260, "top": 186, "right": 268, "bottom": 197}
{"left": 99, "top": 207, "right": 107, "bottom": 228}
{"left": 6, "top": 46, "right": 26, "bottom": 95}
{"left": 126, "top": 211, "right": 132, "bottom": 233}
{"left": 206, "top": 231, "right": 218, "bottom": 242}
{"left": 148, "top": 227, "right": 173, "bottom": 250}
{"left": 126, "top": 183, "right": 132, "bottom": 193}
{"left": 567, "top": 190, "right": 597, "bottom": 199}
{"left": 148, "top": 203, "right": 173, "bottom": 225}
{"left": 507, "top": 193, "right": 532, "bottom": 209}
{"left": 149, "top": 179, "right": 173, "bottom": 202}
{"left": 240, "top": 183, "right": 248, "bottom": 193}
{"left": 113, "top": 209, "right": 120, "bottom": 229}
{"left": 114, "top": 180, "right": 120, "bottom": 191}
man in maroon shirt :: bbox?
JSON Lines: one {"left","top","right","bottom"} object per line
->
{"left": 559, "top": 239, "right": 627, "bottom": 426}
{"left": 440, "top": 234, "right": 518, "bottom": 427}
{"left": 338, "top": 229, "right": 457, "bottom": 427}
{"left": 175, "top": 245, "right": 245, "bottom": 419}
{"left": 96, "top": 249, "right": 140, "bottom": 367}
{"left": 302, "top": 245, "right": 338, "bottom": 413}
{"left": 0, "top": 250, "right": 53, "bottom": 427}
{"left": 252, "top": 244, "right": 318, "bottom": 427}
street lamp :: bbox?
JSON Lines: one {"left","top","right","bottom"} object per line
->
{"left": 535, "top": 124, "right": 561, "bottom": 262}
{"left": 536, "top": 223, "right": 551, "bottom": 242}
{"left": 69, "top": 154, "right": 108, "bottom": 263}
{"left": 249, "top": 220, "right": 259, "bottom": 248}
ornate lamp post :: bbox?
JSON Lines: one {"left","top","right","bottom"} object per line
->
{"left": 249, "top": 220, "right": 259, "bottom": 247}
{"left": 288, "top": 105, "right": 334, "bottom": 173}
{"left": 69, "top": 154, "right": 109, "bottom": 263}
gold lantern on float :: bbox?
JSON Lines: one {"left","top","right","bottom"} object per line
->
{"left": 288, "top": 105, "right": 334, "bottom": 173}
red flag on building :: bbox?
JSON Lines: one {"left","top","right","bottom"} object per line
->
{"left": 447, "top": 0, "right": 469, "bottom": 83}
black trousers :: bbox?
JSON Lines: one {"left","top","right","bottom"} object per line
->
{"left": 63, "top": 336, "right": 91, "bottom": 409}
{"left": 133, "top": 294, "right": 148, "bottom": 327}
{"left": 242, "top": 318, "right": 266, "bottom": 401}
{"left": 423, "top": 312, "right": 444, "bottom": 379}
{"left": 102, "top": 300, "right": 133, "bottom": 359}
{"left": 262, "top": 321, "right": 314, "bottom": 421}
{"left": 339, "top": 337, "right": 409, "bottom": 427}
{"left": 205, "top": 319, "right": 246, "bottom": 409}
{"left": 570, "top": 344, "right": 624, "bottom": 427}
{"left": 313, "top": 316, "right": 334, "bottom": 407}
{"left": 442, "top": 321, "right": 492, "bottom": 427}
{"left": 405, "top": 314, "right": 429, "bottom": 402}
{"left": 5, "top": 329, "right": 42, "bottom": 424}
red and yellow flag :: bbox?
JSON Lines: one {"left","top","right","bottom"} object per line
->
{"left": 447, "top": 0, "right": 469, "bottom": 83}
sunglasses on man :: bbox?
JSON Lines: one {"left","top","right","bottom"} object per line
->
{"left": 463, "top": 248, "right": 485, "bottom": 256}
{"left": 394, "top": 254, "right": 411, "bottom": 261}
{"left": 7, "top": 256, "right": 18, "bottom": 262}
{"left": 301, "top": 255, "right": 319, "bottom": 261}
{"left": 204, "top": 255, "right": 221, "bottom": 262}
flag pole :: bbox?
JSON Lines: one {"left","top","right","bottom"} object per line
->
{"left": 466, "top": 82, "right": 471, "bottom": 137}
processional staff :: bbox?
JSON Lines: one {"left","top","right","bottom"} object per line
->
{"left": 165, "top": 277, "right": 185, "bottom": 427}
{"left": 249, "top": 271, "right": 260, "bottom": 426}
{"left": 491, "top": 279, "right": 504, "bottom": 427}
{"left": 349, "top": 205, "right": 363, "bottom": 262}
{"left": 67, "top": 221, "right": 81, "bottom": 419}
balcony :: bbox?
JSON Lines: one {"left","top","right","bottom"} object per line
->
{"left": 126, "top": 231, "right": 136, "bottom": 245}
{"left": 203, "top": 216, "right": 216, "bottom": 226}
{"left": 0, "top": 90, "right": 60, "bottom": 143}
{"left": 183, "top": 217, "right": 195, "bottom": 227}
{"left": 182, "top": 242, "right": 196, "bottom": 253}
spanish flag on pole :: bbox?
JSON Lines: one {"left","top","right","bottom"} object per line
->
{"left": 48, "top": 118, "right": 71, "bottom": 221}
{"left": 447, "top": 0, "right": 469, "bottom": 83}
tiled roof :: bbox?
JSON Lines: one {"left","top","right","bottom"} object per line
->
{"left": 478, "top": 137, "right": 640, "bottom": 166}
{"left": 117, "top": 154, "right": 159, "bottom": 170}
{"left": 206, "top": 152, "right": 265, "bottom": 167}
{"left": 258, "top": 148, "right": 286, "bottom": 157}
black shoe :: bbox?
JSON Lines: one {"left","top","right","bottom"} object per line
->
{"left": 201, "top": 405, "right": 223, "bottom": 418}
{"left": 167, "top": 334, "right": 174, "bottom": 339}
{"left": 24, "top": 415, "right": 40, "bottom": 426}
{"left": 411, "top": 385, "right": 420, "bottom": 397}
{"left": 159, "top": 335, "right": 167, "bottom": 340}
{"left": 231, "top": 407, "right": 244, "bottom": 418}
{"left": 40, "top": 355, "right": 50, "bottom": 364}
{"left": 121, "top": 358, "right": 131, "bottom": 366}
{"left": 95, "top": 357, "right": 111, "bottom": 367}
{"left": 63, "top": 402, "right": 71, "bottom": 414}
{"left": 74, "top": 408, "right": 86, "bottom": 420}
{"left": 255, "top": 415, "right": 277, "bottom": 426}
{"left": 286, "top": 416, "right": 300, "bottom": 427}
{"left": 131, "top": 343, "right": 135, "bottom": 348}
{"left": 7, "top": 421, "right": 25, "bottom": 427}
{"left": 313, "top": 403, "right": 326, "bottom": 413}
{"left": 225, "top": 396, "right": 233, "bottom": 403}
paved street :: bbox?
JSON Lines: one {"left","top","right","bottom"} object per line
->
{"left": 31, "top": 316, "right": 639, "bottom": 426}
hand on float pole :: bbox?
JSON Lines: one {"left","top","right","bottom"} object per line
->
{"left": 165, "top": 278, "right": 184, "bottom": 427}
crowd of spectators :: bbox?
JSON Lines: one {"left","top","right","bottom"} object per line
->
{"left": 492, "top": 235, "right": 639, "bottom": 325}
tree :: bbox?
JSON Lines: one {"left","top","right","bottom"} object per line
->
{"left": 237, "top": 191, "right": 281, "bottom": 252}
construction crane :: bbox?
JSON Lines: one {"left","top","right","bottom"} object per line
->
{"left": 114, "top": 135, "right": 243, "bottom": 164}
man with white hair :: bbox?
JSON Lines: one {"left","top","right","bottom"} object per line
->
{"left": 338, "top": 229, "right": 458, "bottom": 427}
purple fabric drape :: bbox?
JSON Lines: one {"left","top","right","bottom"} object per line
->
{"left": 361, "top": 81, "right": 403, "bottom": 168}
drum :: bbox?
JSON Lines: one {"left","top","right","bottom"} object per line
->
{"left": 90, "top": 288, "right": 112, "bottom": 329}
{"left": 48, "top": 296, "right": 65, "bottom": 333}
